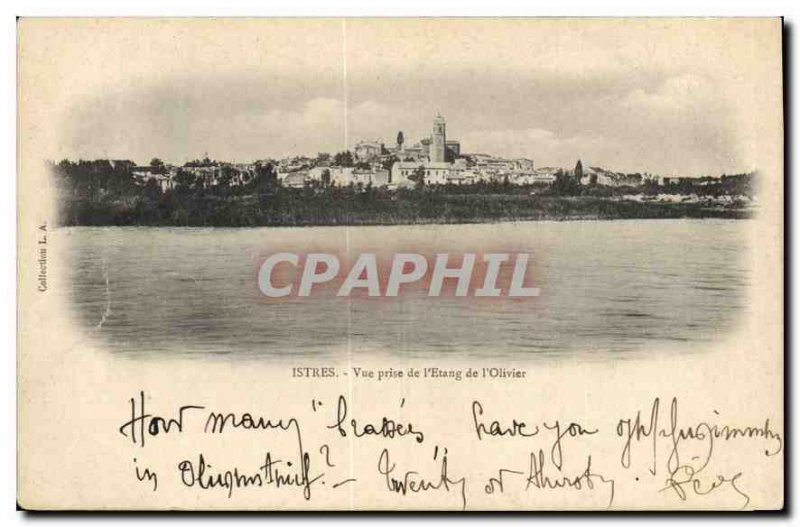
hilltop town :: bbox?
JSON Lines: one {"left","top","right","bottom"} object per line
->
{"left": 100, "top": 113, "right": 747, "bottom": 192}
{"left": 51, "top": 113, "right": 756, "bottom": 227}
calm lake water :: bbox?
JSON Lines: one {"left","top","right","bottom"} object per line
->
{"left": 61, "top": 220, "right": 750, "bottom": 360}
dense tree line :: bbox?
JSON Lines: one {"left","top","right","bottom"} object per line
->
{"left": 50, "top": 159, "right": 756, "bottom": 227}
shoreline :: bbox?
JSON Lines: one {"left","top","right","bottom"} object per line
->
{"left": 57, "top": 203, "right": 755, "bottom": 228}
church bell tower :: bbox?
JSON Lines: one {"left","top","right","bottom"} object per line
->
{"left": 431, "top": 113, "right": 446, "bottom": 163}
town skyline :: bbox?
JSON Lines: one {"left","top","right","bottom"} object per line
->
{"left": 54, "top": 109, "right": 754, "bottom": 194}
{"left": 58, "top": 108, "right": 752, "bottom": 182}
{"left": 58, "top": 94, "right": 754, "bottom": 178}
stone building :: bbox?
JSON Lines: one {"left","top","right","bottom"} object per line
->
{"left": 354, "top": 141, "right": 384, "bottom": 162}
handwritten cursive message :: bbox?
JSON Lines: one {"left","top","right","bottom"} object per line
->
{"left": 116, "top": 388, "right": 782, "bottom": 510}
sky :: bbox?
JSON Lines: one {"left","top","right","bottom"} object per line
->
{"left": 38, "top": 19, "right": 778, "bottom": 176}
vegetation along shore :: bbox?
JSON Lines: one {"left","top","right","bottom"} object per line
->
{"left": 51, "top": 159, "right": 756, "bottom": 227}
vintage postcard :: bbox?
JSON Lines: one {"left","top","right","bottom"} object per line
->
{"left": 17, "top": 18, "right": 784, "bottom": 511}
